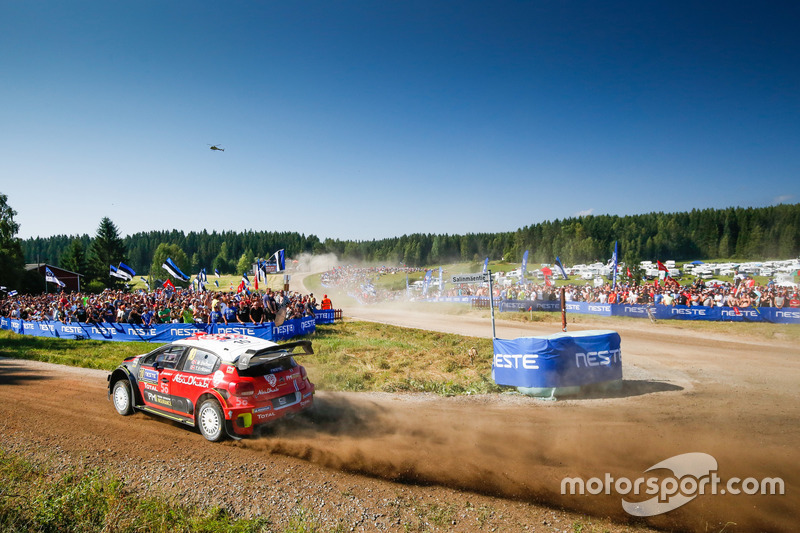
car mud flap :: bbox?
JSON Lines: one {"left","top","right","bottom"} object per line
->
{"left": 224, "top": 419, "right": 242, "bottom": 440}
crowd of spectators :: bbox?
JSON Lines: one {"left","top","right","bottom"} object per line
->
{"left": 322, "top": 264, "right": 800, "bottom": 309}
{"left": 321, "top": 265, "right": 423, "bottom": 304}
{"left": 451, "top": 276, "right": 800, "bottom": 309}
{"left": 0, "top": 287, "right": 322, "bottom": 325}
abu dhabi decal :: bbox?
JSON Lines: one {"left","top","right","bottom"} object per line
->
{"left": 173, "top": 374, "right": 212, "bottom": 388}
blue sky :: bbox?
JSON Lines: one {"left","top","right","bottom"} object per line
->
{"left": 2, "top": 1, "right": 798, "bottom": 242}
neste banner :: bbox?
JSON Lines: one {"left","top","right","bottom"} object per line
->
{"left": 495, "top": 299, "right": 800, "bottom": 324}
{"left": 0, "top": 316, "right": 316, "bottom": 343}
{"left": 493, "top": 330, "right": 622, "bottom": 388}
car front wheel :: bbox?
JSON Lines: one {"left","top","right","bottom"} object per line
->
{"left": 112, "top": 380, "right": 134, "bottom": 416}
{"left": 197, "top": 399, "right": 226, "bottom": 442}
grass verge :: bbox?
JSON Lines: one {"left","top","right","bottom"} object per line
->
{"left": 0, "top": 320, "right": 501, "bottom": 396}
{"left": 0, "top": 449, "right": 277, "bottom": 533}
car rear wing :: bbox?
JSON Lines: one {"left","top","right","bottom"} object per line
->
{"left": 236, "top": 341, "right": 314, "bottom": 370}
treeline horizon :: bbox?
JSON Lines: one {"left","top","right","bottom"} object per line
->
{"left": 22, "top": 204, "right": 800, "bottom": 275}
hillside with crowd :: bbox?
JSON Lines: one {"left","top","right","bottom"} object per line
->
{"left": 451, "top": 276, "right": 800, "bottom": 309}
{"left": 320, "top": 264, "right": 800, "bottom": 310}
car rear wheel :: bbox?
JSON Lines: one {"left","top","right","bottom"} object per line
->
{"left": 112, "top": 380, "right": 134, "bottom": 416}
{"left": 197, "top": 399, "right": 225, "bottom": 442}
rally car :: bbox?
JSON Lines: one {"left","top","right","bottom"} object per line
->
{"left": 107, "top": 333, "right": 315, "bottom": 441}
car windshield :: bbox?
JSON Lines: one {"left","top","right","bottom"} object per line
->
{"left": 238, "top": 354, "right": 297, "bottom": 377}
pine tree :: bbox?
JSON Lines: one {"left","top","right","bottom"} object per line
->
{"left": 60, "top": 239, "right": 87, "bottom": 275}
{"left": 0, "top": 193, "right": 25, "bottom": 290}
{"left": 87, "top": 217, "right": 127, "bottom": 287}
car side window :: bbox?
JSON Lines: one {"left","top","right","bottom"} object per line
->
{"left": 142, "top": 345, "right": 185, "bottom": 370}
{"left": 181, "top": 348, "right": 219, "bottom": 375}
{"left": 155, "top": 346, "right": 185, "bottom": 370}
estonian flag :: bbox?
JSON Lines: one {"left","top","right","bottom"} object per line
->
{"left": 45, "top": 267, "right": 66, "bottom": 287}
{"left": 214, "top": 280, "right": 219, "bottom": 288}
{"left": 242, "top": 272, "right": 250, "bottom": 286}
{"left": 214, "top": 268, "right": 220, "bottom": 278}
{"left": 110, "top": 264, "right": 126, "bottom": 279}
{"left": 117, "top": 262, "right": 136, "bottom": 281}
{"left": 270, "top": 249, "right": 286, "bottom": 272}
{"left": 163, "top": 257, "right": 190, "bottom": 281}
{"left": 201, "top": 268, "right": 208, "bottom": 282}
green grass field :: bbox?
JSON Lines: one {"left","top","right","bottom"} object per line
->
{"left": 0, "top": 321, "right": 499, "bottom": 396}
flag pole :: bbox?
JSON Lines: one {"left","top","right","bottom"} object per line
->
{"left": 488, "top": 269, "right": 496, "bottom": 338}
{"left": 560, "top": 287, "right": 567, "bottom": 332}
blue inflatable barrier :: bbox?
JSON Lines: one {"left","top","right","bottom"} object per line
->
{"left": 493, "top": 330, "right": 622, "bottom": 389}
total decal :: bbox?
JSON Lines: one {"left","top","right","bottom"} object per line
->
{"left": 173, "top": 374, "right": 212, "bottom": 388}
{"left": 256, "top": 411, "right": 277, "bottom": 421}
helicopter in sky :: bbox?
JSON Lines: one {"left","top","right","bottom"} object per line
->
{"left": 208, "top": 144, "right": 225, "bottom": 152}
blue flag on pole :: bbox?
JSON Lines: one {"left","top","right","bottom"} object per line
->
{"left": 483, "top": 257, "right": 489, "bottom": 273}
{"left": 521, "top": 250, "right": 529, "bottom": 277}
{"left": 555, "top": 257, "right": 569, "bottom": 280}
{"left": 612, "top": 241, "right": 618, "bottom": 289}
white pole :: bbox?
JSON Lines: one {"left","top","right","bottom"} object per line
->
{"left": 488, "top": 270, "right": 496, "bottom": 338}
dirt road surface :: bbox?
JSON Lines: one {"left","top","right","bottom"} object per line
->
{"left": 1, "top": 275, "right": 798, "bottom": 532}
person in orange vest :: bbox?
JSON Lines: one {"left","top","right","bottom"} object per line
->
{"left": 321, "top": 294, "right": 332, "bottom": 310}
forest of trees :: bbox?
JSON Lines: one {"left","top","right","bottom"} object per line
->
{"left": 21, "top": 204, "right": 800, "bottom": 283}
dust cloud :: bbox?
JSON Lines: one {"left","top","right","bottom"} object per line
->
{"left": 293, "top": 253, "right": 341, "bottom": 273}
{"left": 240, "top": 392, "right": 798, "bottom": 532}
